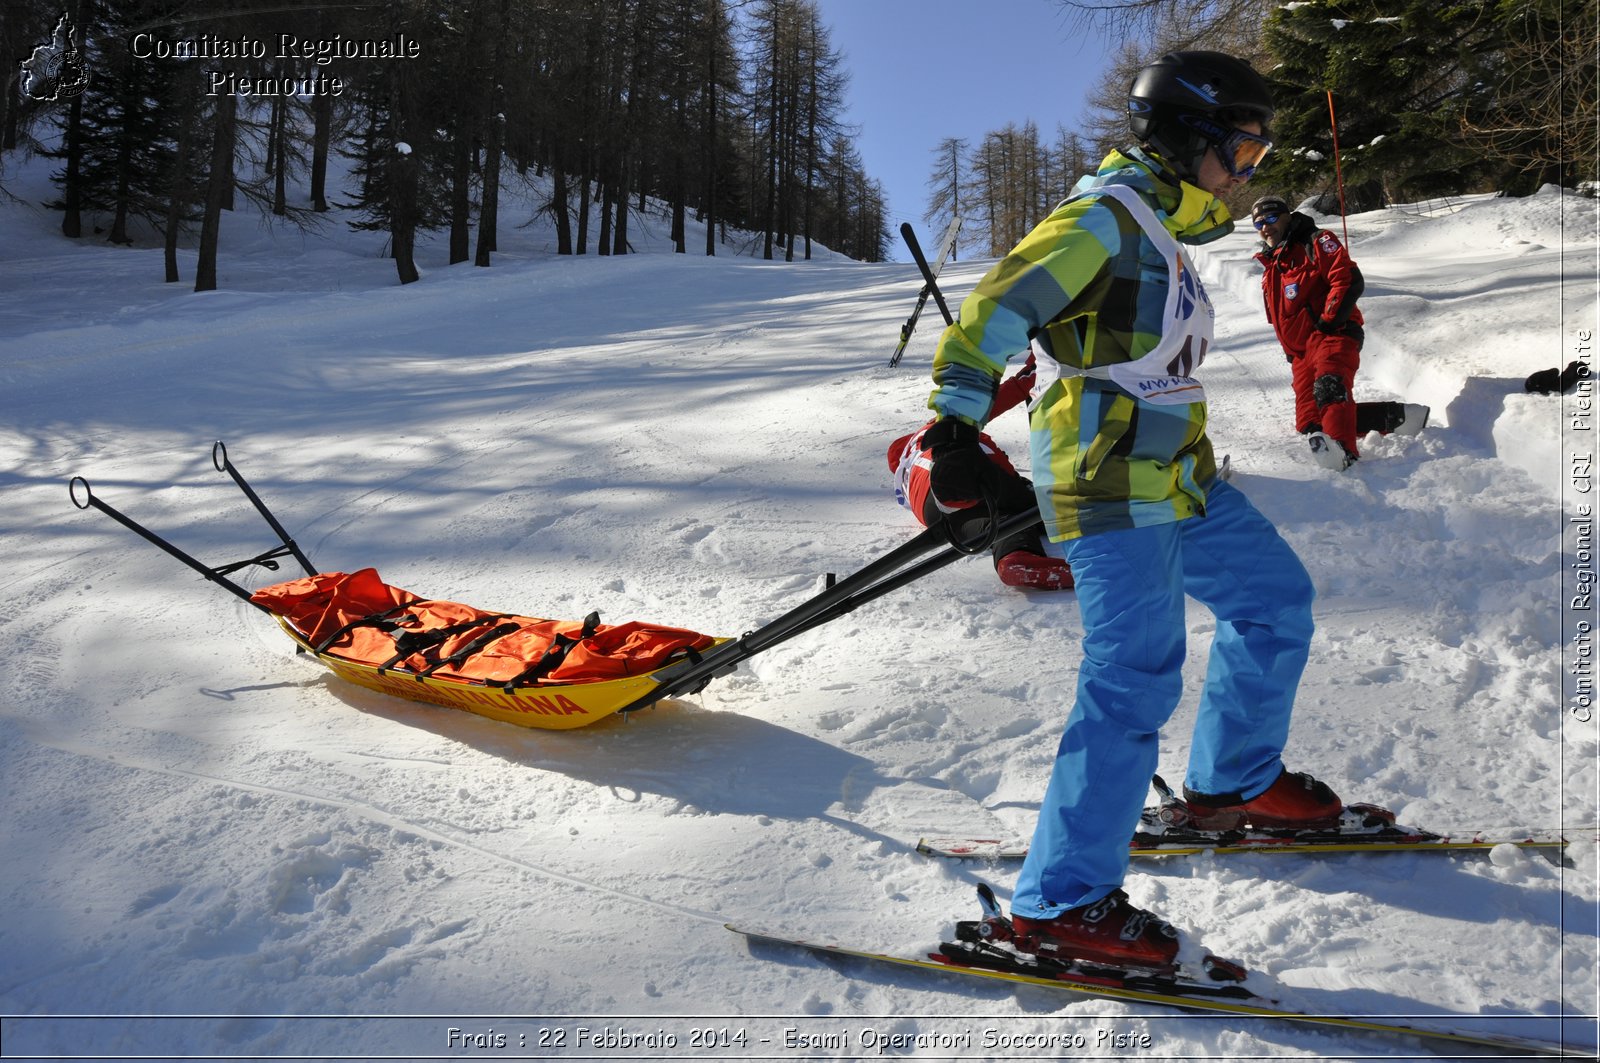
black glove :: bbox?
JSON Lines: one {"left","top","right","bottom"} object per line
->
{"left": 1525, "top": 366, "right": 1561, "bottom": 394}
{"left": 1560, "top": 359, "right": 1590, "bottom": 392}
{"left": 922, "top": 417, "right": 996, "bottom": 509}
{"left": 1311, "top": 313, "right": 1343, "bottom": 334}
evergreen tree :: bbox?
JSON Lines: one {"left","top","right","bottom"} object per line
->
{"left": 1, "top": 0, "right": 60, "bottom": 156}
{"left": 697, "top": 0, "right": 742, "bottom": 255}
{"left": 53, "top": 4, "right": 175, "bottom": 244}
{"left": 1260, "top": 1, "right": 1503, "bottom": 208}
{"left": 339, "top": 1, "right": 453, "bottom": 284}
{"left": 5, "top": 0, "right": 899, "bottom": 278}
{"left": 156, "top": 64, "right": 207, "bottom": 284}
{"left": 1458, "top": 0, "right": 1599, "bottom": 192}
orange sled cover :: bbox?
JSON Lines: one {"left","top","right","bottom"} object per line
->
{"left": 251, "top": 569, "right": 721, "bottom": 730}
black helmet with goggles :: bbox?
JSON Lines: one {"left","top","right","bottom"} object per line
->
{"left": 1128, "top": 51, "right": 1275, "bottom": 184}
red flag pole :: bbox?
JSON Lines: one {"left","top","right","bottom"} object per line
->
{"left": 1326, "top": 89, "right": 1350, "bottom": 245}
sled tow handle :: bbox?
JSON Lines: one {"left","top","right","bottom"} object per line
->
{"left": 68, "top": 442, "right": 317, "bottom": 606}
{"left": 618, "top": 508, "right": 1044, "bottom": 714}
{"left": 70, "top": 475, "right": 265, "bottom": 606}
{"left": 213, "top": 441, "right": 317, "bottom": 578}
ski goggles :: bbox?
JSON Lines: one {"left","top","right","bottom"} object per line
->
{"left": 1252, "top": 212, "right": 1282, "bottom": 229}
{"left": 1215, "top": 127, "right": 1273, "bottom": 178}
{"left": 1181, "top": 114, "right": 1274, "bottom": 178}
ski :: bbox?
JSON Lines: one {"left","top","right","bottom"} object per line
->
{"left": 888, "top": 217, "right": 961, "bottom": 369}
{"left": 919, "top": 775, "right": 1590, "bottom": 860}
{"left": 728, "top": 922, "right": 1582, "bottom": 1057}
{"left": 917, "top": 825, "right": 1583, "bottom": 861}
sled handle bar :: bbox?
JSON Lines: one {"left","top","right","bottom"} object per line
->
{"left": 619, "top": 508, "right": 1045, "bottom": 714}
{"left": 213, "top": 442, "right": 317, "bottom": 577}
{"left": 69, "top": 475, "right": 264, "bottom": 606}
{"left": 68, "top": 443, "right": 317, "bottom": 607}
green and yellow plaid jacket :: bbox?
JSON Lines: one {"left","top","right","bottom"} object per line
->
{"left": 928, "top": 148, "right": 1237, "bottom": 542}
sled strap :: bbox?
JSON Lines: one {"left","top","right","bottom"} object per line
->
{"left": 312, "top": 601, "right": 429, "bottom": 654}
{"left": 675, "top": 643, "right": 711, "bottom": 695}
{"left": 503, "top": 611, "right": 601, "bottom": 690}
{"left": 417, "top": 620, "right": 524, "bottom": 679}
{"left": 212, "top": 543, "right": 310, "bottom": 578}
{"left": 379, "top": 613, "right": 513, "bottom": 673}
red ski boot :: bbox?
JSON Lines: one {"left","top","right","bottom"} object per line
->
{"left": 1181, "top": 769, "right": 1344, "bottom": 831}
{"left": 1010, "top": 890, "right": 1180, "bottom": 970}
{"left": 995, "top": 550, "right": 1074, "bottom": 590}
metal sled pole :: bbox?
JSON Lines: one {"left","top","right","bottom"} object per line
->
{"left": 619, "top": 508, "right": 1044, "bottom": 714}
{"left": 212, "top": 441, "right": 317, "bottom": 578}
{"left": 69, "top": 476, "right": 265, "bottom": 606}
{"left": 68, "top": 442, "right": 317, "bottom": 606}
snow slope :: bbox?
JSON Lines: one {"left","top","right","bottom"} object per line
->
{"left": 1, "top": 149, "right": 1597, "bottom": 1061}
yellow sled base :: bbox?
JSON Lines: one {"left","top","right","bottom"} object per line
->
{"left": 273, "top": 615, "right": 729, "bottom": 731}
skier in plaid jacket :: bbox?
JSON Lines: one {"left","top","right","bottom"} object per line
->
{"left": 919, "top": 51, "right": 1362, "bottom": 970}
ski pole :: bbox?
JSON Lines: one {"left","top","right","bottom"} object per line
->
{"left": 1326, "top": 90, "right": 1350, "bottom": 246}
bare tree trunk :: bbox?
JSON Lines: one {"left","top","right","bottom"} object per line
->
{"left": 391, "top": 145, "right": 421, "bottom": 285}
{"left": 476, "top": 114, "right": 503, "bottom": 265}
{"left": 577, "top": 170, "right": 591, "bottom": 253}
{"left": 762, "top": 9, "right": 779, "bottom": 259}
{"left": 108, "top": 57, "right": 137, "bottom": 245}
{"left": 195, "top": 91, "right": 236, "bottom": 292}
{"left": 59, "top": 88, "right": 85, "bottom": 237}
{"left": 311, "top": 90, "right": 332, "bottom": 211}
{"left": 270, "top": 62, "right": 289, "bottom": 216}
{"left": 671, "top": 91, "right": 686, "bottom": 253}
{"left": 163, "top": 116, "right": 194, "bottom": 283}
{"left": 703, "top": 0, "right": 719, "bottom": 256}
{"left": 551, "top": 158, "right": 572, "bottom": 255}
{"left": 449, "top": 129, "right": 471, "bottom": 263}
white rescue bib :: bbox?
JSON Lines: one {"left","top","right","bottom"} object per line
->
{"left": 1032, "top": 183, "right": 1215, "bottom": 406}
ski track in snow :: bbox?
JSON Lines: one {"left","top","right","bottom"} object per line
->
{"left": 0, "top": 144, "right": 1595, "bottom": 1061}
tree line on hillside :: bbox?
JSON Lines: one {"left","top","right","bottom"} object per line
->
{"left": 925, "top": 124, "right": 1099, "bottom": 260}
{"left": 928, "top": 0, "right": 1595, "bottom": 257}
{"left": 0, "top": 0, "right": 891, "bottom": 290}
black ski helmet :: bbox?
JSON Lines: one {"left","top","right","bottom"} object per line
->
{"left": 1128, "top": 51, "right": 1274, "bottom": 182}
{"left": 1250, "top": 194, "right": 1290, "bottom": 221}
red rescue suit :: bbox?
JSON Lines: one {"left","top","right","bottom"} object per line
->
{"left": 1255, "top": 213, "right": 1366, "bottom": 456}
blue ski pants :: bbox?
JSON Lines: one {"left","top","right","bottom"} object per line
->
{"left": 1011, "top": 480, "right": 1315, "bottom": 918}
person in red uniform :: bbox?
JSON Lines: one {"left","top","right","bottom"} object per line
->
{"left": 888, "top": 355, "right": 1072, "bottom": 590}
{"left": 1251, "top": 195, "right": 1427, "bottom": 470}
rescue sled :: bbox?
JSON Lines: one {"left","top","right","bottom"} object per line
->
{"left": 70, "top": 442, "right": 1039, "bottom": 731}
